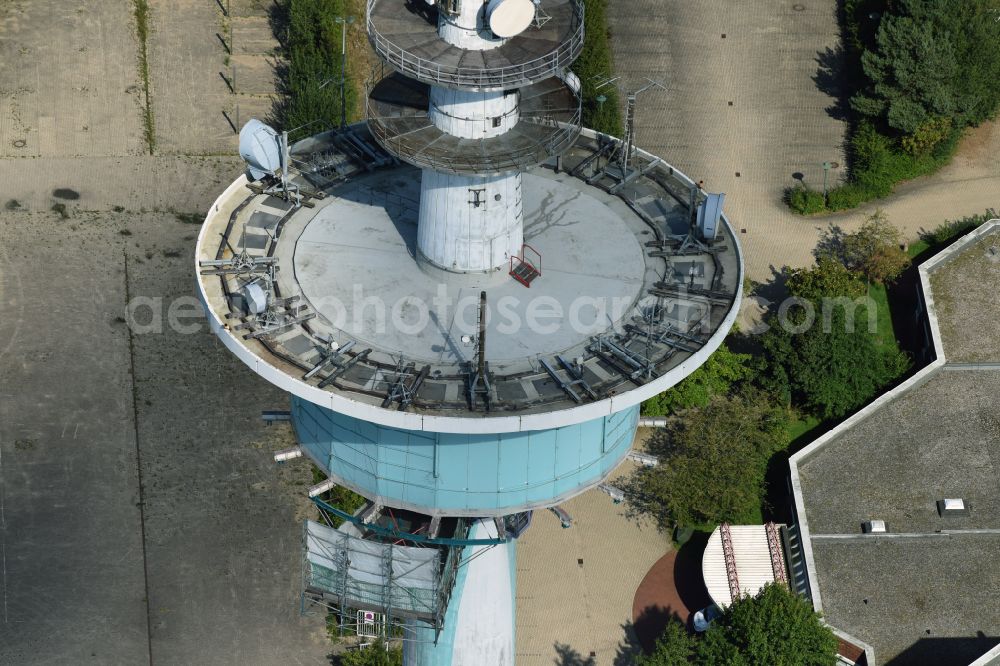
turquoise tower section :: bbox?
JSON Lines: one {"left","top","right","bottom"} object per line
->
{"left": 291, "top": 396, "right": 639, "bottom": 517}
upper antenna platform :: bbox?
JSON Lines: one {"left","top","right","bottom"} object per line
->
{"left": 486, "top": 0, "right": 536, "bottom": 38}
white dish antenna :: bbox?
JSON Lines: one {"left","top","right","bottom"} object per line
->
{"left": 696, "top": 192, "right": 725, "bottom": 241}
{"left": 562, "top": 70, "right": 581, "bottom": 95}
{"left": 486, "top": 0, "right": 535, "bottom": 38}
{"left": 239, "top": 119, "right": 282, "bottom": 181}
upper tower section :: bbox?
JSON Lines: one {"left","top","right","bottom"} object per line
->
{"left": 366, "top": 0, "right": 584, "bottom": 91}
{"left": 366, "top": 0, "right": 584, "bottom": 176}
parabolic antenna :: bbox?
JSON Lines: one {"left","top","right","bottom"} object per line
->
{"left": 239, "top": 119, "right": 282, "bottom": 181}
{"left": 696, "top": 192, "right": 725, "bottom": 241}
{"left": 486, "top": 0, "right": 535, "bottom": 38}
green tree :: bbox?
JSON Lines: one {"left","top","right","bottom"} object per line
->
{"left": 850, "top": 14, "right": 958, "bottom": 134}
{"left": 338, "top": 641, "right": 403, "bottom": 666}
{"left": 842, "top": 212, "right": 910, "bottom": 284}
{"left": 785, "top": 258, "right": 866, "bottom": 302}
{"left": 850, "top": 1, "right": 1000, "bottom": 136}
{"left": 896, "top": 0, "right": 1000, "bottom": 128}
{"left": 624, "top": 394, "right": 788, "bottom": 531}
{"left": 759, "top": 297, "right": 910, "bottom": 419}
{"left": 577, "top": 0, "right": 623, "bottom": 136}
{"left": 641, "top": 344, "right": 752, "bottom": 416}
{"left": 694, "top": 584, "right": 838, "bottom": 666}
{"left": 635, "top": 617, "right": 694, "bottom": 666}
{"left": 815, "top": 212, "right": 910, "bottom": 284}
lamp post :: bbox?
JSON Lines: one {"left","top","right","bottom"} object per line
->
{"left": 822, "top": 161, "right": 832, "bottom": 201}
{"left": 335, "top": 16, "right": 356, "bottom": 128}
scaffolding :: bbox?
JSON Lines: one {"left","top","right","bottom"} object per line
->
{"left": 302, "top": 519, "right": 448, "bottom": 643}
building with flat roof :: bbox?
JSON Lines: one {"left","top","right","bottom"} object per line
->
{"left": 790, "top": 221, "right": 1000, "bottom": 666}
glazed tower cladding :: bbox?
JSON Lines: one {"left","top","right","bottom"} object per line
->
{"left": 366, "top": 0, "right": 584, "bottom": 272}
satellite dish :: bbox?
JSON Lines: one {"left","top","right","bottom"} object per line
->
{"left": 486, "top": 0, "right": 534, "bottom": 38}
{"left": 696, "top": 192, "right": 725, "bottom": 241}
{"left": 562, "top": 71, "right": 581, "bottom": 95}
{"left": 239, "top": 119, "right": 282, "bottom": 181}
{"left": 242, "top": 280, "right": 269, "bottom": 315}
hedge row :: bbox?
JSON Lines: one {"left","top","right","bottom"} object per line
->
{"left": 786, "top": 120, "right": 961, "bottom": 214}
{"left": 277, "top": 0, "right": 356, "bottom": 138}
{"left": 920, "top": 209, "right": 998, "bottom": 250}
{"left": 576, "top": 0, "right": 623, "bottom": 136}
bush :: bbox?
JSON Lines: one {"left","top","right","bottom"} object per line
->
{"left": 920, "top": 208, "right": 998, "bottom": 249}
{"left": 785, "top": 185, "right": 827, "bottom": 215}
{"left": 641, "top": 344, "right": 751, "bottom": 416}
{"left": 787, "top": 121, "right": 963, "bottom": 215}
{"left": 824, "top": 183, "right": 870, "bottom": 211}
{"left": 576, "top": 0, "right": 623, "bottom": 136}
{"left": 278, "top": 0, "right": 356, "bottom": 136}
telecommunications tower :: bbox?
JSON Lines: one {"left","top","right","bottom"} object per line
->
{"left": 196, "top": 0, "right": 742, "bottom": 663}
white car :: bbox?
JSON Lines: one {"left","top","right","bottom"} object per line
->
{"left": 692, "top": 604, "right": 721, "bottom": 633}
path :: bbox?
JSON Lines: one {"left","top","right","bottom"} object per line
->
{"left": 609, "top": 1, "right": 1000, "bottom": 282}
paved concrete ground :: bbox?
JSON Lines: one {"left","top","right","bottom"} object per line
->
{"left": 0, "top": 214, "right": 148, "bottom": 664}
{"left": 0, "top": 196, "right": 333, "bottom": 666}
{"left": 609, "top": 1, "right": 1000, "bottom": 281}
{"left": 147, "top": 0, "right": 275, "bottom": 155}
{"left": 515, "top": 459, "right": 670, "bottom": 666}
{"left": 0, "top": 0, "right": 145, "bottom": 157}
{"left": 0, "top": 2, "right": 330, "bottom": 663}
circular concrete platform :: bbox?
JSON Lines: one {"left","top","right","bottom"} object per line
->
{"left": 284, "top": 168, "right": 648, "bottom": 364}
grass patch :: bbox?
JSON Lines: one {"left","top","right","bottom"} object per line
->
{"left": 866, "top": 282, "right": 898, "bottom": 350}
{"left": 786, "top": 413, "right": 822, "bottom": 445}
{"left": 133, "top": 0, "right": 155, "bottom": 154}
{"left": 907, "top": 239, "right": 930, "bottom": 258}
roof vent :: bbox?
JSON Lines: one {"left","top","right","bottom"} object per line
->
{"left": 937, "top": 498, "right": 969, "bottom": 516}
{"left": 862, "top": 520, "right": 886, "bottom": 534}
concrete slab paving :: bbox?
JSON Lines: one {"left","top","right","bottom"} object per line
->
{"left": 515, "top": 460, "right": 669, "bottom": 666}
{"left": 0, "top": 213, "right": 149, "bottom": 664}
{"left": 0, "top": 164, "right": 332, "bottom": 665}
{"left": 0, "top": 0, "right": 146, "bottom": 158}
{"left": 148, "top": 0, "right": 244, "bottom": 155}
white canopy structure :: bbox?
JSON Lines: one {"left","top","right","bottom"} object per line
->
{"left": 701, "top": 523, "right": 789, "bottom": 607}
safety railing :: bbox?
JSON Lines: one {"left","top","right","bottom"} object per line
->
{"left": 366, "top": 101, "right": 582, "bottom": 174}
{"left": 367, "top": 0, "right": 584, "bottom": 90}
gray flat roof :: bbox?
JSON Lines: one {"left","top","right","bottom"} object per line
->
{"left": 811, "top": 537, "right": 1000, "bottom": 666}
{"left": 797, "top": 369, "right": 1000, "bottom": 536}
{"left": 793, "top": 221, "right": 1000, "bottom": 666}
{"left": 929, "top": 228, "right": 1000, "bottom": 363}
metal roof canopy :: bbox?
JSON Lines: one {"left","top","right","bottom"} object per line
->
{"left": 701, "top": 523, "right": 789, "bottom": 608}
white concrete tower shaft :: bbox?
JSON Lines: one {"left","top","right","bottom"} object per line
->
{"left": 417, "top": 1, "right": 525, "bottom": 273}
